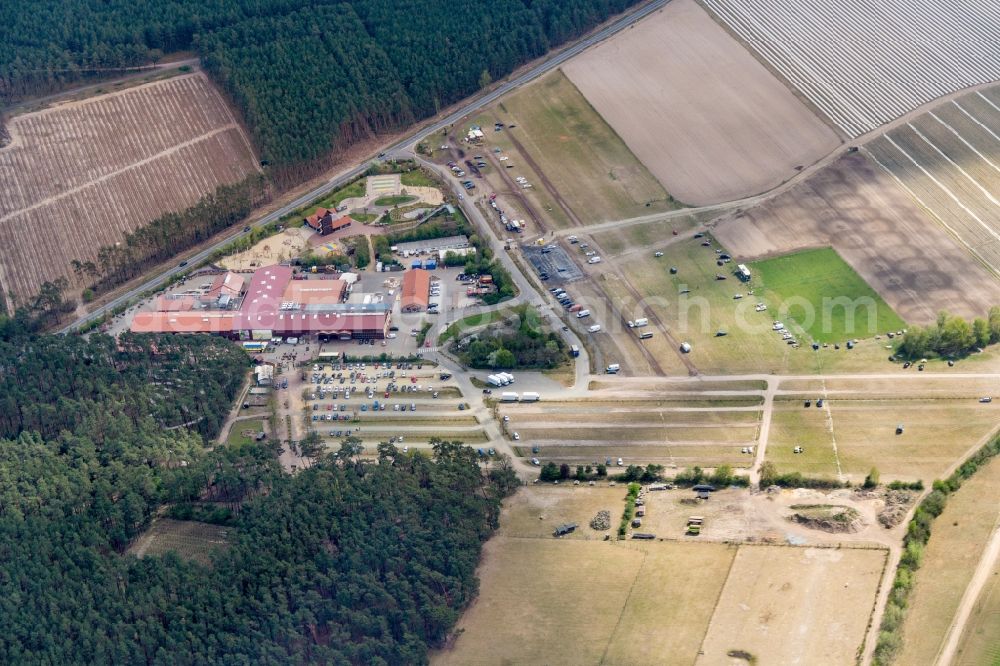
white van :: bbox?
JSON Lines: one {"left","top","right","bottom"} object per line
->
{"left": 576, "top": 309, "right": 591, "bottom": 318}
{"left": 588, "top": 324, "right": 602, "bottom": 333}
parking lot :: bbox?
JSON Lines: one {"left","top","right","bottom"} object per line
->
{"left": 300, "top": 360, "right": 483, "bottom": 449}
{"left": 524, "top": 243, "right": 583, "bottom": 284}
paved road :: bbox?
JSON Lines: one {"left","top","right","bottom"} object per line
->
{"left": 59, "top": 0, "right": 670, "bottom": 334}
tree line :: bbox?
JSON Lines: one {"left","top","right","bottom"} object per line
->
{"left": 2, "top": 0, "right": 642, "bottom": 186}
{"left": 0, "top": 327, "right": 518, "bottom": 663}
{"left": 896, "top": 307, "right": 1000, "bottom": 359}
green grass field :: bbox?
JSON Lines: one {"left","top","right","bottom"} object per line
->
{"left": 226, "top": 419, "right": 265, "bottom": 448}
{"left": 750, "top": 247, "right": 906, "bottom": 344}
{"left": 374, "top": 194, "right": 416, "bottom": 207}
{"left": 400, "top": 169, "right": 438, "bottom": 188}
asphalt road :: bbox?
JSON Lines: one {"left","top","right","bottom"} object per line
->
{"left": 59, "top": 0, "right": 670, "bottom": 334}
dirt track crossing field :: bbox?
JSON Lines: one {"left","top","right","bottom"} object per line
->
{"left": 563, "top": 0, "right": 839, "bottom": 205}
{"left": 713, "top": 152, "right": 1000, "bottom": 324}
{"left": 0, "top": 73, "right": 258, "bottom": 309}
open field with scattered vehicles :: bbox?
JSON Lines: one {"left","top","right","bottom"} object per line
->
{"left": 601, "top": 234, "right": 901, "bottom": 375}
{"left": 563, "top": 0, "right": 840, "bottom": 205}
{"left": 766, "top": 398, "right": 1000, "bottom": 482}
{"left": 697, "top": 545, "right": 886, "bottom": 665}
{"left": 493, "top": 70, "right": 674, "bottom": 223}
{"left": 894, "top": 456, "right": 1000, "bottom": 665}
{"left": 128, "top": 518, "right": 232, "bottom": 567}
{"left": 713, "top": 152, "right": 1000, "bottom": 324}
{"left": 701, "top": 0, "right": 1000, "bottom": 137}
{"left": 866, "top": 86, "right": 1000, "bottom": 272}
{"left": 0, "top": 73, "right": 258, "bottom": 310}
{"left": 750, "top": 247, "right": 906, "bottom": 344}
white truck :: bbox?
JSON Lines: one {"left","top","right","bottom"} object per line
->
{"left": 500, "top": 392, "right": 519, "bottom": 402}
{"left": 588, "top": 256, "right": 602, "bottom": 264}
{"left": 606, "top": 363, "right": 621, "bottom": 374}
{"left": 487, "top": 374, "right": 505, "bottom": 387}
{"left": 497, "top": 372, "right": 515, "bottom": 385}
{"left": 588, "top": 324, "right": 602, "bottom": 333}
{"left": 628, "top": 318, "right": 648, "bottom": 328}
{"left": 576, "top": 309, "right": 591, "bottom": 318}
{"left": 521, "top": 392, "right": 540, "bottom": 403}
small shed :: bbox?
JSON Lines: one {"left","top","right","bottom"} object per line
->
{"left": 553, "top": 523, "right": 578, "bottom": 538}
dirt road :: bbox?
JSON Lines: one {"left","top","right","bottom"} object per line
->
{"left": 934, "top": 510, "right": 1000, "bottom": 666}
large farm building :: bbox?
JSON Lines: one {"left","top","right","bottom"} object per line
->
{"left": 131, "top": 265, "right": 390, "bottom": 340}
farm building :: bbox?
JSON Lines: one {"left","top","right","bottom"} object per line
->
{"left": 395, "top": 235, "right": 470, "bottom": 256}
{"left": 131, "top": 264, "right": 389, "bottom": 339}
{"left": 401, "top": 269, "right": 431, "bottom": 312}
{"left": 154, "top": 296, "right": 195, "bottom": 312}
{"left": 304, "top": 208, "right": 352, "bottom": 236}
{"left": 202, "top": 272, "right": 244, "bottom": 304}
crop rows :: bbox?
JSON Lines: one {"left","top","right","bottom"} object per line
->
{"left": 701, "top": 0, "right": 1000, "bottom": 137}
{"left": 865, "top": 89, "right": 1000, "bottom": 271}
{"left": 0, "top": 74, "right": 257, "bottom": 306}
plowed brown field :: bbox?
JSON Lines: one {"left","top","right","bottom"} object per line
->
{"left": 0, "top": 73, "right": 258, "bottom": 309}
{"left": 563, "top": 0, "right": 840, "bottom": 206}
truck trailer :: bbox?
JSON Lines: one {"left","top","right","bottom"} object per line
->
{"left": 500, "top": 392, "right": 519, "bottom": 402}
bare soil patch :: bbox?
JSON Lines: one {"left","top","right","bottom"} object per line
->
{"left": 563, "top": 0, "right": 839, "bottom": 206}
{"left": 697, "top": 545, "right": 885, "bottom": 665}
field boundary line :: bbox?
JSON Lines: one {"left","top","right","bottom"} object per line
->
{"left": 599, "top": 545, "right": 648, "bottom": 665}
{"left": 692, "top": 543, "right": 741, "bottom": 664}
{"left": 907, "top": 123, "right": 999, "bottom": 205}
{"left": 929, "top": 112, "right": 1000, "bottom": 176}
{"left": 820, "top": 379, "right": 844, "bottom": 480}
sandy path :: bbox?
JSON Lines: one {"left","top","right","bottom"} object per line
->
{"left": 934, "top": 511, "right": 1000, "bottom": 666}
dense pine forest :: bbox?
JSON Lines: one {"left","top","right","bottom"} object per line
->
{"left": 0, "top": 329, "right": 517, "bottom": 663}
{"left": 0, "top": 0, "right": 641, "bottom": 184}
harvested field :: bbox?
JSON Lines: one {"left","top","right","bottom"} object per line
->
{"left": 563, "top": 0, "right": 839, "bottom": 205}
{"left": 702, "top": 0, "right": 1000, "bottom": 137}
{"left": 128, "top": 518, "right": 232, "bottom": 566}
{"left": 697, "top": 546, "right": 886, "bottom": 665}
{"left": 433, "top": 535, "right": 735, "bottom": 666}
{"left": 0, "top": 73, "right": 258, "bottom": 309}
{"left": 713, "top": 153, "right": 1000, "bottom": 324}
{"left": 954, "top": 548, "right": 1000, "bottom": 665}
{"left": 496, "top": 70, "right": 674, "bottom": 223}
{"left": 896, "top": 456, "right": 1000, "bottom": 665}
{"left": 766, "top": 398, "right": 1000, "bottom": 482}
{"left": 865, "top": 87, "right": 1000, "bottom": 274}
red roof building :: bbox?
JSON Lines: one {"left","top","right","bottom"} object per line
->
{"left": 401, "top": 269, "right": 431, "bottom": 312}
{"left": 305, "top": 208, "right": 353, "bottom": 236}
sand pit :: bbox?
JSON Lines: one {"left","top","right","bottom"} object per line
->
{"left": 713, "top": 153, "right": 1000, "bottom": 324}
{"left": 563, "top": 0, "right": 840, "bottom": 205}
{"left": 219, "top": 228, "right": 311, "bottom": 270}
